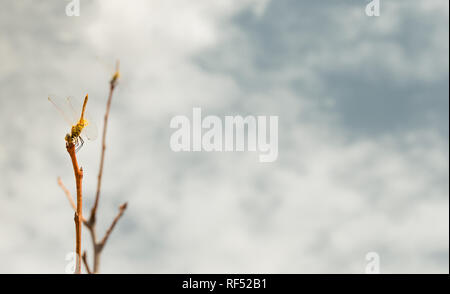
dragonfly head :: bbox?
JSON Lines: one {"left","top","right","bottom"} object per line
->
{"left": 65, "top": 133, "right": 72, "bottom": 144}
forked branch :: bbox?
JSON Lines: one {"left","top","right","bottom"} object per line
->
{"left": 58, "top": 62, "right": 125, "bottom": 274}
{"left": 99, "top": 203, "right": 128, "bottom": 249}
{"left": 82, "top": 252, "right": 92, "bottom": 274}
{"left": 57, "top": 177, "right": 87, "bottom": 224}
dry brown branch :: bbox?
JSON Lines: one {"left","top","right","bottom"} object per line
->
{"left": 82, "top": 251, "right": 92, "bottom": 274}
{"left": 57, "top": 177, "right": 87, "bottom": 223}
{"left": 57, "top": 61, "right": 125, "bottom": 274}
{"left": 66, "top": 142, "right": 83, "bottom": 274}
{"left": 100, "top": 202, "right": 128, "bottom": 248}
{"left": 83, "top": 61, "right": 125, "bottom": 274}
{"left": 57, "top": 177, "right": 76, "bottom": 211}
{"left": 89, "top": 62, "right": 120, "bottom": 226}
{"left": 84, "top": 202, "right": 127, "bottom": 273}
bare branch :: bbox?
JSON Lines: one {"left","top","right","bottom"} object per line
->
{"left": 56, "top": 62, "right": 125, "bottom": 274}
{"left": 57, "top": 177, "right": 87, "bottom": 224}
{"left": 99, "top": 202, "right": 128, "bottom": 249}
{"left": 66, "top": 142, "right": 83, "bottom": 274}
{"left": 89, "top": 61, "right": 120, "bottom": 226}
{"left": 84, "top": 61, "right": 124, "bottom": 274}
{"left": 82, "top": 251, "right": 92, "bottom": 274}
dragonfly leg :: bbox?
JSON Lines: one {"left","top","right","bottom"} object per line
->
{"left": 75, "top": 137, "right": 84, "bottom": 153}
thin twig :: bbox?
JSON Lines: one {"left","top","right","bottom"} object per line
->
{"left": 84, "top": 61, "right": 123, "bottom": 274}
{"left": 57, "top": 177, "right": 76, "bottom": 211}
{"left": 99, "top": 203, "right": 128, "bottom": 248}
{"left": 57, "top": 177, "right": 87, "bottom": 224}
{"left": 89, "top": 62, "right": 119, "bottom": 226}
{"left": 66, "top": 142, "right": 83, "bottom": 274}
{"left": 82, "top": 251, "right": 92, "bottom": 274}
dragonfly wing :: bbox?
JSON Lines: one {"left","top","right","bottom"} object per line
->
{"left": 51, "top": 95, "right": 98, "bottom": 141}
{"left": 82, "top": 117, "right": 98, "bottom": 141}
{"left": 66, "top": 96, "right": 83, "bottom": 122}
{"left": 48, "top": 96, "right": 77, "bottom": 126}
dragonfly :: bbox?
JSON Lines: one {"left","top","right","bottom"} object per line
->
{"left": 48, "top": 94, "right": 98, "bottom": 151}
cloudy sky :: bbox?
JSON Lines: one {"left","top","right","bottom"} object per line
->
{"left": 0, "top": 0, "right": 448, "bottom": 273}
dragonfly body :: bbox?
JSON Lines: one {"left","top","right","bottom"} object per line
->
{"left": 49, "top": 94, "right": 97, "bottom": 151}
{"left": 66, "top": 119, "right": 87, "bottom": 150}
{"left": 65, "top": 95, "right": 89, "bottom": 149}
